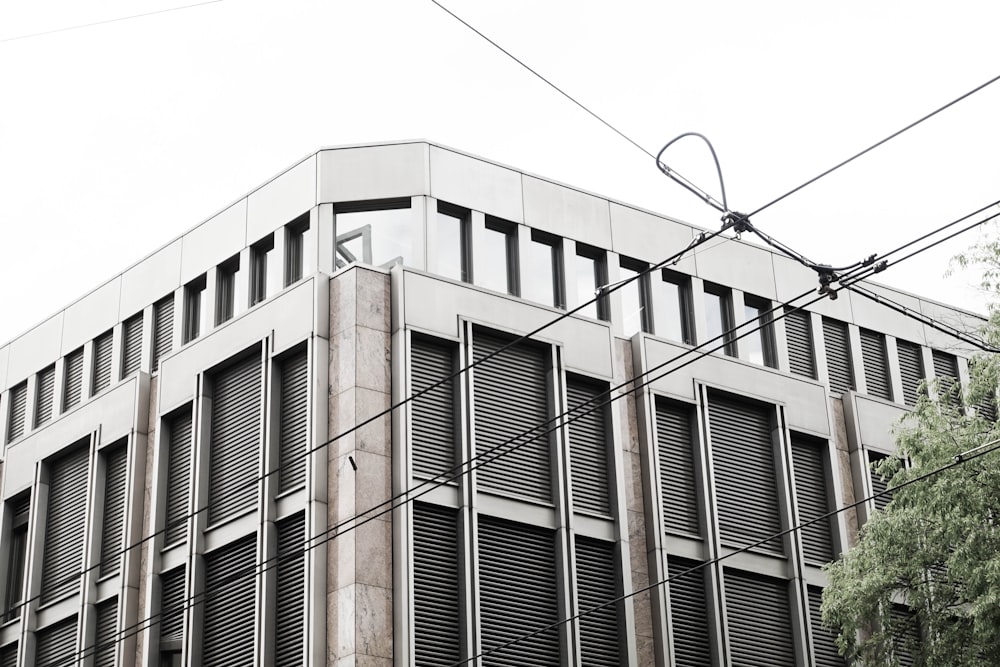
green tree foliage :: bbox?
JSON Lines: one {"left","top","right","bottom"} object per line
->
{"left": 822, "top": 312, "right": 1000, "bottom": 666}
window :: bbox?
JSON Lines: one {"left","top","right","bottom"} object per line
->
{"left": 202, "top": 536, "right": 256, "bottom": 666}
{"left": 277, "top": 349, "right": 308, "bottom": 493}
{"left": 121, "top": 312, "right": 143, "bottom": 379}
{"left": 703, "top": 284, "right": 735, "bottom": 356}
{"left": 933, "top": 350, "right": 961, "bottom": 408}
{"left": 724, "top": 570, "right": 796, "bottom": 666}
{"left": 63, "top": 347, "right": 84, "bottom": 412}
{"left": 521, "top": 229, "right": 563, "bottom": 308}
{"left": 335, "top": 198, "right": 415, "bottom": 269}
{"left": 92, "top": 329, "right": 113, "bottom": 396}
{"left": 823, "top": 318, "right": 854, "bottom": 395}
{"left": 573, "top": 245, "right": 608, "bottom": 321}
{"left": 35, "top": 364, "right": 55, "bottom": 426}
{"left": 896, "top": 339, "right": 924, "bottom": 407}
{"left": 867, "top": 451, "right": 894, "bottom": 511}
{"left": 566, "top": 376, "right": 612, "bottom": 516}
{"left": 3, "top": 494, "right": 30, "bottom": 623}
{"left": 619, "top": 257, "right": 651, "bottom": 337}
{"left": 100, "top": 444, "right": 128, "bottom": 577}
{"left": 411, "top": 336, "right": 458, "bottom": 481}
{"left": 163, "top": 408, "right": 193, "bottom": 546}
{"left": 215, "top": 255, "right": 238, "bottom": 326}
{"left": 791, "top": 434, "right": 835, "bottom": 563}
{"left": 250, "top": 235, "right": 273, "bottom": 307}
{"left": 159, "top": 567, "right": 186, "bottom": 665}
{"left": 652, "top": 270, "right": 693, "bottom": 344}
{"left": 477, "top": 217, "right": 518, "bottom": 295}
{"left": 657, "top": 399, "right": 699, "bottom": 537}
{"left": 41, "top": 444, "right": 89, "bottom": 602}
{"left": 183, "top": 274, "right": 206, "bottom": 344}
{"left": 743, "top": 295, "right": 777, "bottom": 367}
{"left": 434, "top": 202, "right": 470, "bottom": 282}
{"left": 784, "top": 308, "right": 816, "bottom": 379}
{"left": 860, "top": 328, "right": 891, "bottom": 400}
{"left": 284, "top": 213, "right": 309, "bottom": 287}
{"left": 7, "top": 382, "right": 27, "bottom": 442}
{"left": 152, "top": 296, "right": 174, "bottom": 372}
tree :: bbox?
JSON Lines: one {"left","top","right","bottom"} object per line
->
{"left": 821, "top": 306, "right": 1000, "bottom": 665}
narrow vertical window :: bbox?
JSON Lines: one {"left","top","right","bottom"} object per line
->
{"left": 202, "top": 535, "right": 256, "bottom": 666}
{"left": 2, "top": 494, "right": 30, "bottom": 623}
{"left": 860, "top": 328, "right": 891, "bottom": 400}
{"left": 63, "top": 347, "right": 84, "bottom": 412}
{"left": 573, "top": 245, "right": 607, "bottom": 321}
{"left": 413, "top": 503, "right": 461, "bottom": 666}
{"left": 277, "top": 349, "right": 308, "bottom": 493}
{"left": 250, "top": 235, "right": 273, "bottom": 307}
{"left": 478, "top": 217, "right": 518, "bottom": 295}
{"left": 152, "top": 295, "right": 174, "bottom": 372}
{"left": 159, "top": 567, "right": 186, "bottom": 665}
{"left": 784, "top": 307, "right": 816, "bottom": 379}
{"left": 100, "top": 444, "right": 128, "bottom": 577}
{"left": 435, "top": 202, "right": 470, "bottom": 282}
{"left": 35, "top": 364, "right": 56, "bottom": 426}
{"left": 743, "top": 294, "right": 776, "bottom": 367}
{"left": 274, "top": 513, "right": 306, "bottom": 667}
{"left": 215, "top": 255, "right": 238, "bottom": 326}
{"left": 823, "top": 318, "right": 854, "bottom": 395}
{"left": 896, "top": 339, "right": 924, "bottom": 407}
{"left": 791, "top": 434, "right": 835, "bottom": 563}
{"left": 335, "top": 199, "right": 414, "bottom": 269}
{"left": 284, "top": 213, "right": 309, "bottom": 287}
{"left": 521, "top": 229, "right": 563, "bottom": 308}
{"left": 868, "top": 451, "right": 894, "bottom": 511}
{"left": 619, "top": 257, "right": 651, "bottom": 337}
{"left": 933, "top": 350, "right": 961, "bottom": 408}
{"left": 121, "top": 312, "right": 143, "bottom": 379}
{"left": 566, "top": 377, "right": 612, "bottom": 516}
{"left": 7, "top": 381, "right": 27, "bottom": 441}
{"left": 183, "top": 275, "right": 206, "bottom": 344}
{"left": 92, "top": 329, "right": 113, "bottom": 395}
{"left": 164, "top": 409, "right": 192, "bottom": 546}
{"left": 704, "top": 284, "right": 735, "bottom": 356}
{"left": 653, "top": 270, "right": 693, "bottom": 344}
{"left": 41, "top": 444, "right": 89, "bottom": 602}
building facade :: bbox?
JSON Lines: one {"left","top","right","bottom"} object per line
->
{"left": 0, "top": 140, "right": 985, "bottom": 666}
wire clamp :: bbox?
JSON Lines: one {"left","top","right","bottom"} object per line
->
{"left": 721, "top": 212, "right": 751, "bottom": 237}
{"left": 816, "top": 265, "right": 839, "bottom": 300}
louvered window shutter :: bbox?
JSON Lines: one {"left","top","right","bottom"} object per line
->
{"left": 823, "top": 319, "right": 854, "bottom": 395}
{"left": 808, "top": 586, "right": 845, "bottom": 667}
{"left": 413, "top": 503, "right": 461, "bottom": 667}
{"left": 94, "top": 597, "right": 118, "bottom": 667}
{"left": 3, "top": 495, "right": 30, "bottom": 623}
{"left": 35, "top": 615, "right": 77, "bottom": 667}
{"left": 63, "top": 348, "right": 84, "bottom": 411}
{"left": 657, "top": 399, "right": 700, "bottom": 537}
{"left": 35, "top": 365, "right": 55, "bottom": 427}
{"left": 791, "top": 435, "right": 835, "bottom": 563}
{"left": 164, "top": 410, "right": 192, "bottom": 545}
{"left": 41, "top": 446, "right": 89, "bottom": 602}
{"left": 575, "top": 537, "right": 620, "bottom": 666}
{"left": 208, "top": 354, "right": 262, "bottom": 524}
{"left": 8, "top": 382, "right": 27, "bottom": 441}
{"left": 784, "top": 308, "right": 816, "bottom": 378}
{"left": 411, "top": 337, "right": 457, "bottom": 481}
{"left": 473, "top": 331, "right": 551, "bottom": 502}
{"left": 724, "top": 569, "right": 795, "bottom": 667}
{"left": 159, "top": 567, "right": 186, "bottom": 648}
{"left": 278, "top": 350, "right": 308, "bottom": 492}
{"left": 0, "top": 643, "right": 17, "bottom": 667}
{"left": 153, "top": 296, "right": 174, "bottom": 372}
{"left": 709, "top": 395, "right": 783, "bottom": 554}
{"left": 567, "top": 378, "right": 612, "bottom": 516}
{"left": 859, "top": 329, "right": 891, "bottom": 400}
{"left": 667, "top": 556, "right": 712, "bottom": 667}
{"left": 275, "top": 513, "right": 305, "bottom": 667}
{"left": 896, "top": 340, "right": 924, "bottom": 407}
{"left": 121, "top": 313, "right": 143, "bottom": 379}
{"left": 478, "top": 516, "right": 559, "bottom": 666}
{"left": 92, "top": 330, "right": 113, "bottom": 395}
{"left": 868, "top": 451, "right": 892, "bottom": 511}
{"left": 203, "top": 535, "right": 257, "bottom": 667}
{"left": 891, "top": 605, "right": 919, "bottom": 667}
{"left": 933, "top": 350, "right": 961, "bottom": 407}
{"left": 100, "top": 445, "right": 128, "bottom": 576}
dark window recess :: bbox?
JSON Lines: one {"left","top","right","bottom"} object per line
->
{"left": 667, "top": 556, "right": 712, "bottom": 667}
{"left": 791, "top": 434, "right": 835, "bottom": 563}
{"left": 284, "top": 213, "right": 309, "bottom": 287}
{"left": 0, "top": 643, "right": 17, "bottom": 667}
{"left": 411, "top": 337, "right": 457, "bottom": 481}
{"left": 656, "top": 399, "right": 700, "bottom": 537}
{"left": 250, "top": 235, "right": 273, "bottom": 306}
{"left": 275, "top": 513, "right": 305, "bottom": 667}
{"left": 208, "top": 353, "right": 262, "bottom": 524}
{"left": 977, "top": 391, "right": 998, "bottom": 422}
{"left": 215, "top": 256, "right": 238, "bottom": 326}
{"left": 153, "top": 296, "right": 174, "bottom": 372}
{"left": 164, "top": 409, "right": 193, "bottom": 545}
{"left": 182, "top": 275, "right": 205, "bottom": 344}
{"left": 278, "top": 349, "right": 308, "bottom": 493}
{"left": 35, "top": 615, "right": 78, "bottom": 667}
{"left": 100, "top": 444, "right": 128, "bottom": 576}
{"left": 473, "top": 331, "right": 551, "bottom": 502}
{"left": 121, "top": 312, "right": 143, "bottom": 379}
{"left": 860, "top": 328, "right": 891, "bottom": 400}
{"left": 202, "top": 535, "right": 256, "bottom": 667}
{"left": 868, "top": 451, "right": 894, "bottom": 511}
{"left": 35, "top": 364, "right": 55, "bottom": 426}
{"left": 92, "top": 329, "right": 113, "bottom": 395}
{"left": 896, "top": 340, "right": 924, "bottom": 407}
{"left": 566, "top": 377, "right": 612, "bottom": 516}
{"left": 808, "top": 586, "right": 847, "bottom": 667}
{"left": 413, "top": 503, "right": 461, "bottom": 667}
{"left": 93, "top": 597, "right": 118, "bottom": 667}
{"left": 63, "top": 347, "right": 84, "bottom": 411}
{"left": 159, "top": 567, "right": 186, "bottom": 657}
{"left": 2, "top": 494, "right": 30, "bottom": 623}
{"left": 933, "top": 350, "right": 961, "bottom": 408}
{"left": 823, "top": 318, "right": 854, "bottom": 395}
{"left": 891, "top": 604, "right": 920, "bottom": 667}
{"left": 576, "top": 537, "right": 621, "bottom": 666}
{"left": 479, "top": 516, "right": 560, "bottom": 666}
{"left": 724, "top": 569, "right": 796, "bottom": 667}
{"left": 784, "top": 308, "right": 816, "bottom": 379}
{"left": 41, "top": 444, "right": 89, "bottom": 602}
{"left": 7, "top": 381, "right": 27, "bottom": 441}
{"left": 709, "top": 394, "right": 783, "bottom": 555}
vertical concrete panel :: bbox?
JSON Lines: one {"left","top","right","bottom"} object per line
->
{"left": 247, "top": 155, "right": 317, "bottom": 243}
{"left": 7, "top": 313, "right": 63, "bottom": 386}
{"left": 318, "top": 144, "right": 428, "bottom": 205}
{"left": 429, "top": 145, "right": 523, "bottom": 223}
{"left": 179, "top": 199, "right": 247, "bottom": 286}
{"left": 61, "top": 278, "right": 122, "bottom": 355}
{"left": 609, "top": 203, "right": 695, "bottom": 274}
{"left": 120, "top": 240, "right": 183, "bottom": 321}
{"left": 522, "top": 176, "right": 612, "bottom": 249}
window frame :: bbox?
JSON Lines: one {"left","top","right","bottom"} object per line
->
{"left": 654, "top": 269, "right": 695, "bottom": 345}
{"left": 284, "top": 213, "right": 309, "bottom": 287}
{"left": 522, "top": 228, "right": 565, "bottom": 309}
{"left": 435, "top": 201, "right": 472, "bottom": 283}
{"left": 618, "top": 256, "right": 653, "bottom": 336}
{"left": 703, "top": 282, "right": 736, "bottom": 357}
{"left": 333, "top": 197, "right": 414, "bottom": 270}
{"left": 481, "top": 216, "right": 520, "bottom": 296}
{"left": 182, "top": 274, "right": 206, "bottom": 344}
{"left": 574, "top": 243, "right": 609, "bottom": 321}
{"left": 743, "top": 293, "right": 778, "bottom": 368}
{"left": 215, "top": 255, "right": 239, "bottom": 326}
{"left": 249, "top": 235, "right": 273, "bottom": 307}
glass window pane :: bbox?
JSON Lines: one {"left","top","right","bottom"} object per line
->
{"left": 478, "top": 225, "right": 511, "bottom": 294}
{"left": 653, "top": 279, "right": 685, "bottom": 343}
{"left": 704, "top": 291, "right": 725, "bottom": 343}
{"left": 620, "top": 265, "right": 643, "bottom": 337}
{"left": 435, "top": 211, "right": 465, "bottom": 282}
{"left": 336, "top": 208, "right": 414, "bottom": 269}
{"left": 574, "top": 254, "right": 599, "bottom": 319}
{"left": 744, "top": 303, "right": 766, "bottom": 365}
{"left": 522, "top": 238, "right": 556, "bottom": 306}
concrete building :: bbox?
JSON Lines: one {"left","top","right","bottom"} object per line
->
{"left": 0, "top": 140, "right": 985, "bottom": 666}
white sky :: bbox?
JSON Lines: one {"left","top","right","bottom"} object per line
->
{"left": 1, "top": 0, "right": 999, "bottom": 344}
